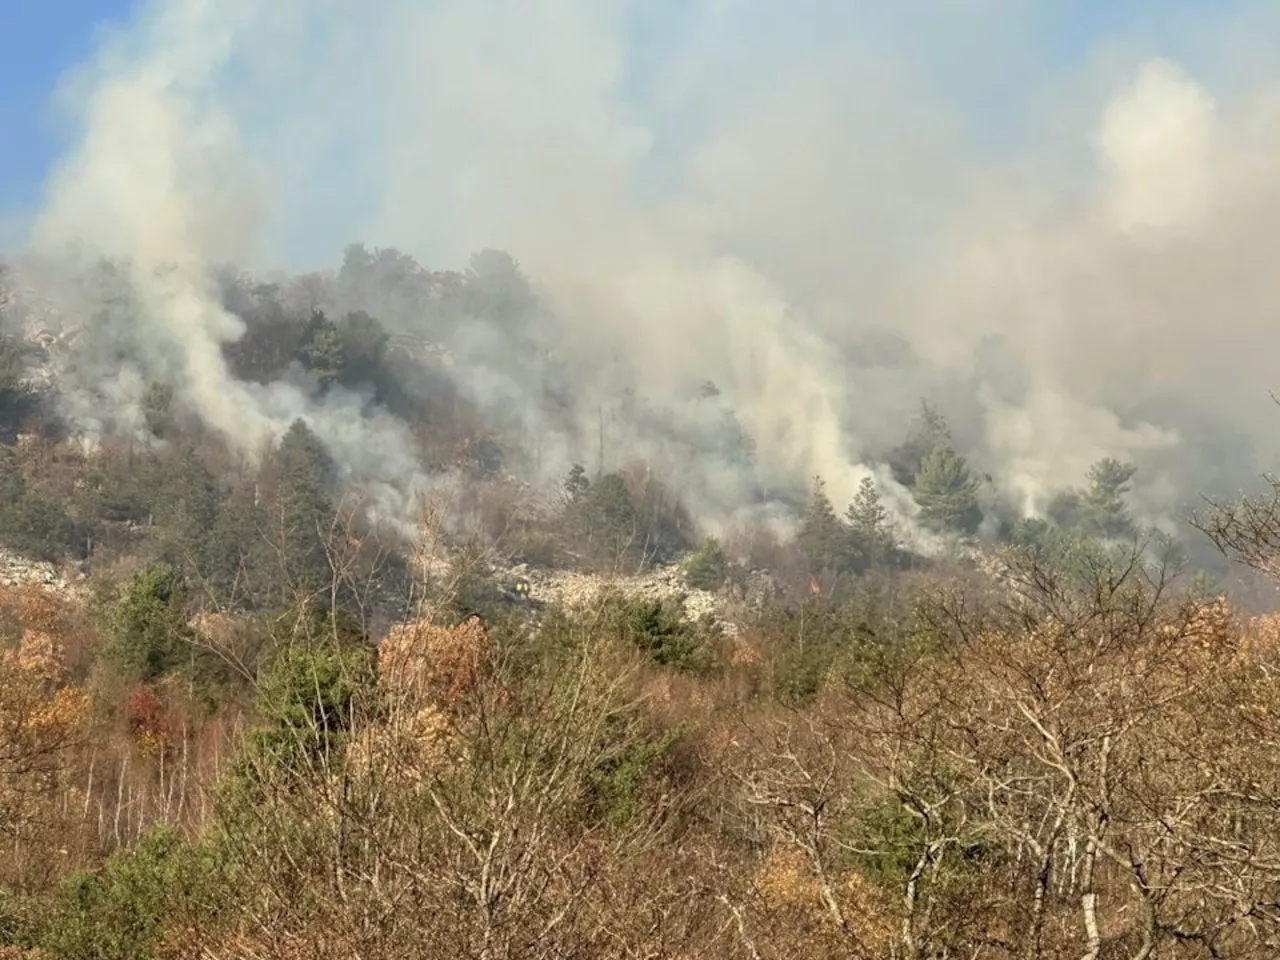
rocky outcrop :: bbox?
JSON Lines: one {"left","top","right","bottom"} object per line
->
{"left": 495, "top": 560, "right": 741, "bottom": 636}
{"left": 0, "top": 547, "right": 84, "bottom": 597}
{"left": 736, "top": 569, "right": 780, "bottom": 613}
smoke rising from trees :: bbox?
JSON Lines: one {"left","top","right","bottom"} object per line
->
{"left": 6, "top": 0, "right": 1280, "bottom": 543}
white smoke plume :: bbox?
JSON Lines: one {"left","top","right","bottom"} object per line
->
{"left": 7, "top": 0, "right": 1280, "bottom": 543}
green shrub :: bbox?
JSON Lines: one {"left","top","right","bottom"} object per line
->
{"left": 103, "top": 564, "right": 193, "bottom": 683}
{"left": 605, "top": 596, "right": 710, "bottom": 673}
{"left": 843, "top": 796, "right": 926, "bottom": 889}
{"left": 249, "top": 640, "right": 374, "bottom": 770}
{"left": 586, "top": 723, "right": 685, "bottom": 828}
{"left": 0, "top": 888, "right": 43, "bottom": 951}
{"left": 683, "top": 537, "right": 728, "bottom": 591}
{"left": 41, "top": 827, "right": 215, "bottom": 960}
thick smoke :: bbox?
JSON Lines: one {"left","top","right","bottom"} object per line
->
{"left": 7, "top": 0, "right": 1280, "bottom": 544}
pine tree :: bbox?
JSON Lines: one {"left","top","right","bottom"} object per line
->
{"left": 335, "top": 310, "right": 390, "bottom": 395}
{"left": 684, "top": 537, "right": 729, "bottom": 591}
{"left": 913, "top": 446, "right": 983, "bottom": 535}
{"left": 584, "top": 473, "right": 637, "bottom": 548}
{"left": 563, "top": 464, "right": 590, "bottom": 503}
{"left": 562, "top": 470, "right": 640, "bottom": 566}
{"left": 154, "top": 446, "right": 220, "bottom": 572}
{"left": 205, "top": 483, "right": 268, "bottom": 607}
{"left": 0, "top": 449, "right": 86, "bottom": 561}
{"left": 107, "top": 564, "right": 194, "bottom": 682}
{"left": 1046, "top": 459, "right": 1137, "bottom": 542}
{"left": 1082, "top": 458, "right": 1137, "bottom": 540}
{"left": 798, "top": 477, "right": 857, "bottom": 575}
{"left": 0, "top": 333, "right": 38, "bottom": 441}
{"left": 296, "top": 310, "right": 346, "bottom": 391}
{"left": 846, "top": 476, "right": 896, "bottom": 564}
{"left": 269, "top": 420, "right": 338, "bottom": 600}
{"left": 889, "top": 401, "right": 953, "bottom": 488}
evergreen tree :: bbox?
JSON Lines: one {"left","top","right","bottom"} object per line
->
{"left": 295, "top": 310, "right": 346, "bottom": 391}
{"left": 269, "top": 421, "right": 338, "bottom": 600}
{"left": 106, "top": 564, "right": 194, "bottom": 682}
{"left": 1082, "top": 458, "right": 1137, "bottom": 540}
{"left": 76, "top": 447, "right": 159, "bottom": 525}
{"left": 204, "top": 484, "right": 267, "bottom": 607}
{"left": 629, "top": 471, "right": 694, "bottom": 563}
{"left": 221, "top": 278, "right": 307, "bottom": 384}
{"left": 563, "top": 463, "right": 591, "bottom": 503}
{"left": 249, "top": 637, "right": 374, "bottom": 771}
{"left": 684, "top": 537, "right": 729, "bottom": 591}
{"left": 334, "top": 310, "right": 390, "bottom": 395}
{"left": 0, "top": 449, "right": 87, "bottom": 561}
{"left": 1010, "top": 516, "right": 1078, "bottom": 560}
{"left": 585, "top": 473, "right": 637, "bottom": 542}
{"left": 154, "top": 447, "right": 220, "bottom": 572}
{"left": 889, "top": 401, "right": 952, "bottom": 487}
{"left": 0, "top": 448, "right": 25, "bottom": 504}
{"left": 563, "top": 471, "right": 640, "bottom": 566}
{"left": 798, "top": 477, "right": 858, "bottom": 575}
{"left": 846, "top": 476, "right": 896, "bottom": 564}
{"left": 913, "top": 446, "right": 983, "bottom": 535}
{"left": 1047, "top": 459, "right": 1138, "bottom": 542}
{"left": 0, "top": 334, "right": 39, "bottom": 441}
{"left": 693, "top": 382, "right": 755, "bottom": 468}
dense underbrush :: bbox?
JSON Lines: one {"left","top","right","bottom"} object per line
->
{"left": 2, "top": 540, "right": 1280, "bottom": 958}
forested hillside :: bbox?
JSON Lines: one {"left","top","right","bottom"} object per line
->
{"left": 14, "top": 0, "right": 1280, "bottom": 953}
{"left": 0, "top": 243, "right": 1279, "bottom": 958}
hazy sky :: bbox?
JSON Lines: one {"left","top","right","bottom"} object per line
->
{"left": 2, "top": 0, "right": 1271, "bottom": 254}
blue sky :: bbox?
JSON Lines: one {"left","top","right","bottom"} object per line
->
{"left": 0, "top": 1, "right": 136, "bottom": 221}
